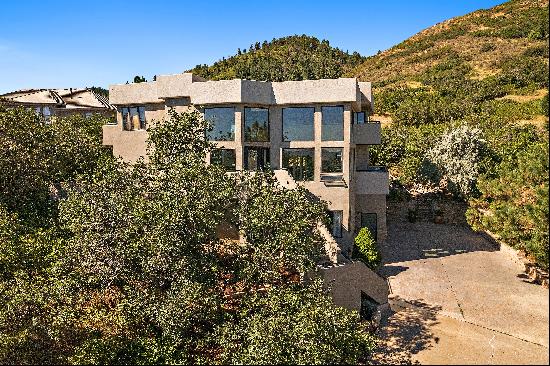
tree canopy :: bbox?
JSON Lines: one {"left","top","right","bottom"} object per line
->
{"left": 0, "top": 107, "right": 375, "bottom": 364}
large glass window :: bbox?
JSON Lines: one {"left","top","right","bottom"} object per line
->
{"left": 322, "top": 148, "right": 343, "bottom": 173}
{"left": 322, "top": 106, "right": 344, "bottom": 141}
{"left": 121, "top": 106, "right": 145, "bottom": 130}
{"left": 244, "top": 107, "right": 269, "bottom": 142}
{"left": 328, "top": 210, "right": 343, "bottom": 238}
{"left": 282, "top": 107, "right": 314, "bottom": 141}
{"left": 205, "top": 107, "right": 235, "bottom": 141}
{"left": 210, "top": 149, "right": 236, "bottom": 171}
{"left": 244, "top": 147, "right": 270, "bottom": 171}
{"left": 282, "top": 148, "right": 314, "bottom": 181}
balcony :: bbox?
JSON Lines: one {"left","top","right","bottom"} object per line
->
{"left": 352, "top": 121, "right": 381, "bottom": 145}
{"left": 354, "top": 167, "right": 389, "bottom": 195}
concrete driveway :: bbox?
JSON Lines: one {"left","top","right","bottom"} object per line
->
{"left": 373, "top": 205, "right": 549, "bottom": 365}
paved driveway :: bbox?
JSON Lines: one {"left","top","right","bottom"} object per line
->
{"left": 374, "top": 206, "right": 549, "bottom": 365}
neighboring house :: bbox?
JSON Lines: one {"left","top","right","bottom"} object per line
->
{"left": 104, "top": 73, "right": 389, "bottom": 255}
{"left": 0, "top": 88, "right": 115, "bottom": 121}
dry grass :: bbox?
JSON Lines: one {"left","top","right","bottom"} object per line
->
{"left": 498, "top": 88, "right": 548, "bottom": 102}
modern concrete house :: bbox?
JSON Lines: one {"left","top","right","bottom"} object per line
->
{"left": 0, "top": 88, "right": 115, "bottom": 120}
{"left": 104, "top": 73, "right": 389, "bottom": 258}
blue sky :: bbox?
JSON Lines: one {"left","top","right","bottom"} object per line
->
{"left": 0, "top": 0, "right": 504, "bottom": 93}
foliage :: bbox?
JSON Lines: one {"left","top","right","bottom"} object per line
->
{"left": 89, "top": 86, "right": 109, "bottom": 99}
{"left": 498, "top": 56, "right": 549, "bottom": 88}
{"left": 467, "top": 141, "right": 549, "bottom": 269}
{"left": 424, "top": 125, "right": 489, "bottom": 198}
{"left": 370, "top": 124, "right": 446, "bottom": 184}
{"left": 353, "top": 228, "right": 380, "bottom": 269}
{"left": 190, "top": 35, "right": 365, "bottom": 81}
{"left": 0, "top": 109, "right": 374, "bottom": 364}
{"left": 133, "top": 75, "right": 147, "bottom": 83}
{"left": 217, "top": 281, "right": 375, "bottom": 365}
{"left": 0, "top": 106, "right": 111, "bottom": 226}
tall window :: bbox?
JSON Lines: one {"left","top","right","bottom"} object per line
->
{"left": 282, "top": 107, "right": 314, "bottom": 141}
{"left": 282, "top": 148, "right": 314, "bottom": 181}
{"left": 321, "top": 148, "right": 343, "bottom": 173}
{"left": 121, "top": 106, "right": 146, "bottom": 131}
{"left": 322, "top": 106, "right": 344, "bottom": 141}
{"left": 210, "top": 149, "right": 236, "bottom": 171}
{"left": 328, "top": 210, "right": 343, "bottom": 238}
{"left": 205, "top": 107, "right": 235, "bottom": 141}
{"left": 244, "top": 147, "right": 270, "bottom": 171}
{"left": 244, "top": 107, "right": 269, "bottom": 142}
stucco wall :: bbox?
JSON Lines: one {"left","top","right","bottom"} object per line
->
{"left": 109, "top": 73, "right": 372, "bottom": 110}
{"left": 355, "top": 194, "right": 387, "bottom": 241}
{"left": 354, "top": 170, "right": 390, "bottom": 195}
{"left": 103, "top": 125, "right": 148, "bottom": 162}
{"left": 320, "top": 261, "right": 389, "bottom": 311}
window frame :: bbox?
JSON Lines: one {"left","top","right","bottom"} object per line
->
{"left": 360, "top": 212, "right": 378, "bottom": 242}
{"left": 244, "top": 107, "right": 270, "bottom": 142}
{"left": 321, "top": 105, "right": 344, "bottom": 141}
{"left": 321, "top": 147, "right": 344, "bottom": 174}
{"left": 329, "top": 210, "right": 343, "bottom": 238}
{"left": 353, "top": 111, "right": 366, "bottom": 125}
{"left": 204, "top": 106, "right": 236, "bottom": 141}
{"left": 244, "top": 146, "right": 270, "bottom": 171}
{"left": 210, "top": 148, "right": 236, "bottom": 172}
{"left": 282, "top": 148, "right": 315, "bottom": 181}
{"left": 282, "top": 107, "right": 315, "bottom": 142}
{"left": 121, "top": 106, "right": 146, "bottom": 131}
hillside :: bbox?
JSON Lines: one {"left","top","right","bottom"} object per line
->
{"left": 350, "top": 0, "right": 548, "bottom": 90}
{"left": 189, "top": 35, "right": 365, "bottom": 81}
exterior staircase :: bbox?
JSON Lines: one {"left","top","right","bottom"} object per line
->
{"left": 274, "top": 169, "right": 389, "bottom": 317}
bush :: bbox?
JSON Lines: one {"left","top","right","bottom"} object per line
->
{"left": 425, "top": 125, "right": 489, "bottom": 198}
{"left": 542, "top": 93, "right": 549, "bottom": 117}
{"left": 499, "top": 56, "right": 549, "bottom": 88}
{"left": 480, "top": 43, "right": 496, "bottom": 52}
{"left": 353, "top": 228, "right": 380, "bottom": 269}
{"left": 467, "top": 141, "right": 549, "bottom": 269}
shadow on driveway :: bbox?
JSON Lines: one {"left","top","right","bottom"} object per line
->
{"left": 369, "top": 298, "right": 442, "bottom": 365}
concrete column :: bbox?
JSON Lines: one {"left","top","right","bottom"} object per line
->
{"left": 343, "top": 105, "right": 351, "bottom": 181}
{"left": 314, "top": 106, "right": 322, "bottom": 182}
{"left": 270, "top": 107, "right": 282, "bottom": 169}
{"left": 235, "top": 106, "right": 243, "bottom": 171}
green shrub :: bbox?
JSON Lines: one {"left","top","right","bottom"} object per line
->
{"left": 353, "top": 228, "right": 380, "bottom": 269}
{"left": 499, "top": 56, "right": 549, "bottom": 88}
{"left": 542, "top": 93, "right": 549, "bottom": 117}
{"left": 522, "top": 45, "right": 549, "bottom": 58}
{"left": 468, "top": 141, "right": 549, "bottom": 269}
{"left": 480, "top": 43, "right": 496, "bottom": 52}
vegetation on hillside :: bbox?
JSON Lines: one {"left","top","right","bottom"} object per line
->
{"left": 364, "top": 0, "right": 549, "bottom": 268}
{"left": 190, "top": 35, "right": 365, "bottom": 81}
{"left": 349, "top": 0, "right": 549, "bottom": 89}
{"left": 0, "top": 107, "right": 375, "bottom": 364}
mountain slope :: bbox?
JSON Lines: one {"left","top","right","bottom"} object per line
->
{"left": 189, "top": 35, "right": 365, "bottom": 81}
{"left": 349, "top": 0, "right": 548, "bottom": 90}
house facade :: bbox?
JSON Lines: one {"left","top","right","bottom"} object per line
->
{"left": 0, "top": 88, "right": 115, "bottom": 120}
{"left": 103, "top": 73, "right": 389, "bottom": 255}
